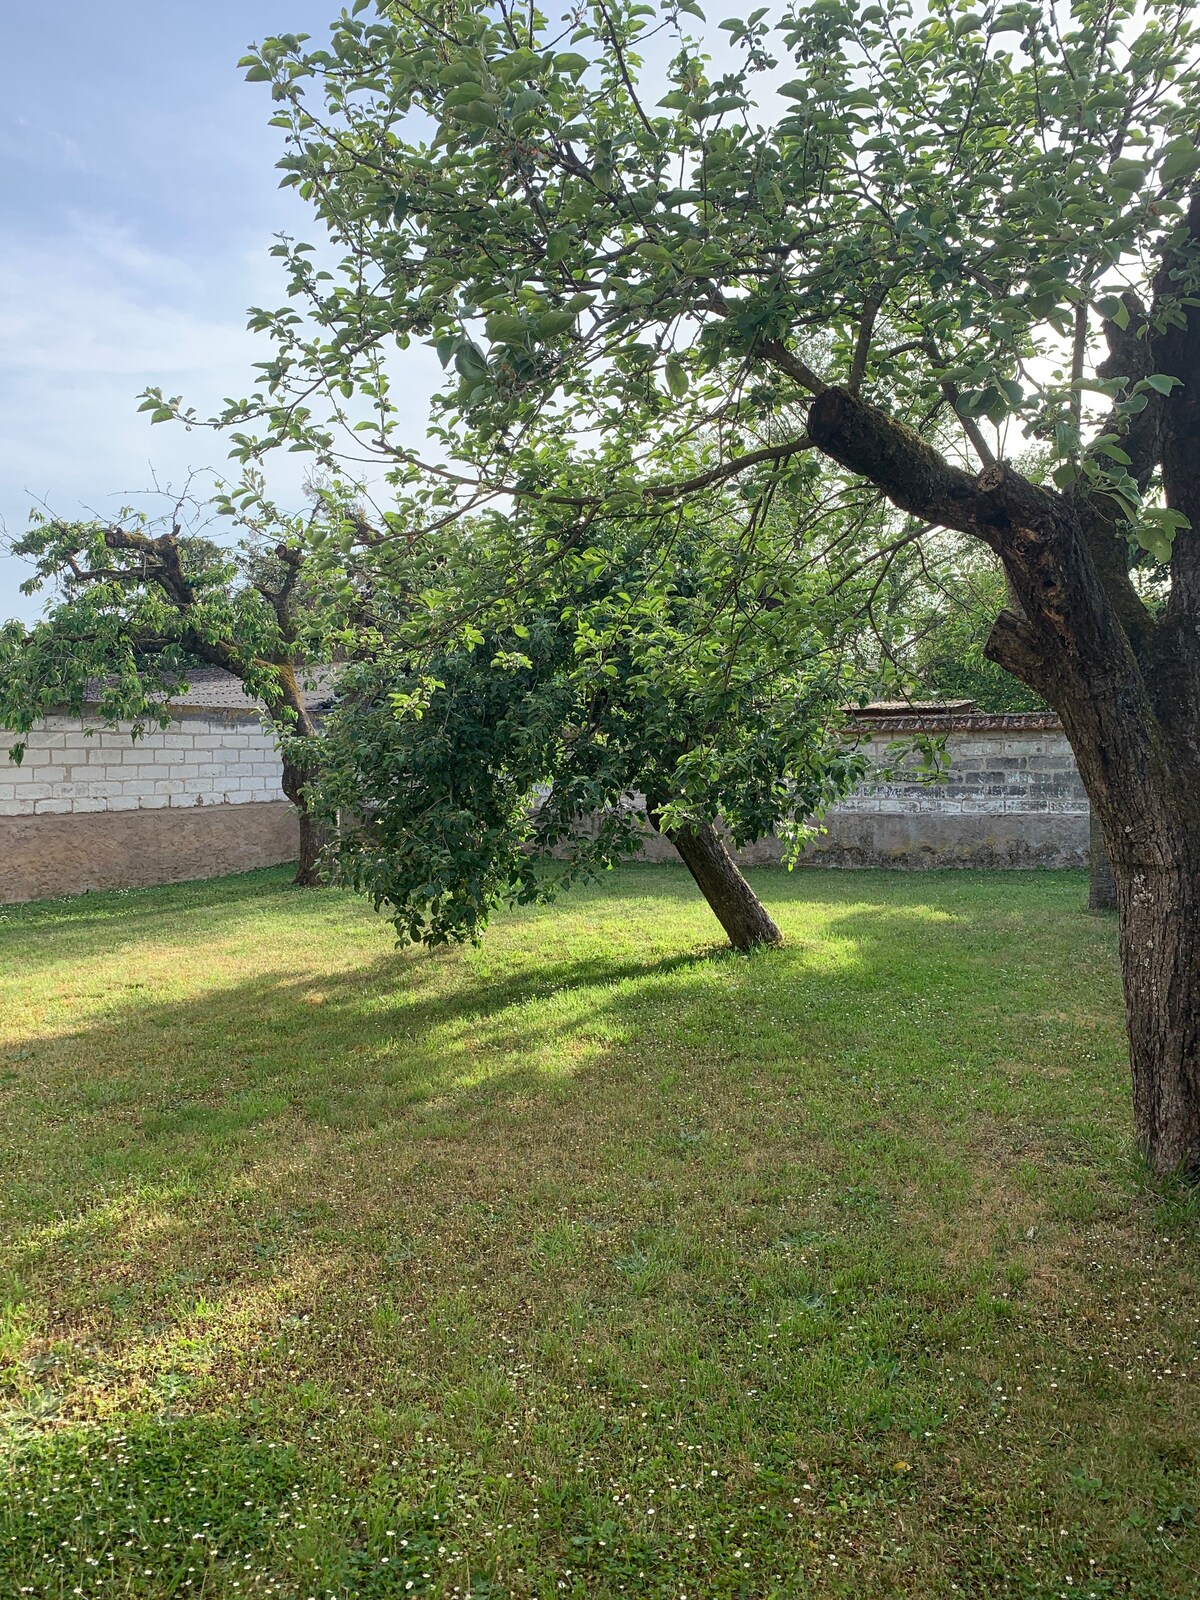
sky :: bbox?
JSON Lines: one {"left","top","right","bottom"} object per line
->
{"left": 0, "top": 3, "right": 782, "bottom": 625}
{"left": 0, "top": 2, "right": 441, "bottom": 623}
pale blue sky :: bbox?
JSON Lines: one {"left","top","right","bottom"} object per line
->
{"left": 0, "top": 2, "right": 418, "bottom": 621}
{"left": 0, "top": 4, "right": 773, "bottom": 624}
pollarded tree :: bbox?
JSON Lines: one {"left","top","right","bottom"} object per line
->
{"left": 169, "top": 0, "right": 1200, "bottom": 1172}
{"left": 0, "top": 502, "right": 334, "bottom": 885}
{"left": 314, "top": 503, "right": 872, "bottom": 951}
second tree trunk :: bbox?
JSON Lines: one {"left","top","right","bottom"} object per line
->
{"left": 651, "top": 811, "right": 783, "bottom": 952}
{"left": 282, "top": 750, "right": 325, "bottom": 888}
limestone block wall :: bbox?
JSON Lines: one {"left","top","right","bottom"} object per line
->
{"left": 0, "top": 711, "right": 287, "bottom": 817}
{"left": 804, "top": 712, "right": 1090, "bottom": 869}
{"left": 637, "top": 713, "right": 1090, "bottom": 871}
{"left": 0, "top": 708, "right": 297, "bottom": 904}
{"left": 2, "top": 706, "right": 1092, "bottom": 905}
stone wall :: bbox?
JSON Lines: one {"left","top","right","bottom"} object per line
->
{"left": 1, "top": 801, "right": 299, "bottom": 905}
{"left": 1, "top": 706, "right": 1091, "bottom": 905}
{"left": 804, "top": 711, "right": 1089, "bottom": 869}
{"left": 638, "top": 712, "right": 1090, "bottom": 871}
{"left": 0, "top": 710, "right": 287, "bottom": 817}
{"left": 0, "top": 708, "right": 296, "bottom": 904}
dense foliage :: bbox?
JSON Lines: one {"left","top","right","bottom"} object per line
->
{"left": 317, "top": 510, "right": 868, "bottom": 944}
{"left": 0, "top": 501, "right": 341, "bottom": 882}
{"left": 181, "top": 0, "right": 1200, "bottom": 1172}
{"left": 0, "top": 507, "right": 325, "bottom": 752}
{"left": 886, "top": 556, "right": 1047, "bottom": 714}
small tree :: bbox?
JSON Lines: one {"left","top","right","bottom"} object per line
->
{"left": 0, "top": 503, "right": 331, "bottom": 885}
{"left": 204, "top": 0, "right": 1200, "bottom": 1174}
{"left": 315, "top": 515, "right": 868, "bottom": 951}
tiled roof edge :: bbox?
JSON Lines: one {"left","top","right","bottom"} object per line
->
{"left": 850, "top": 711, "right": 1063, "bottom": 734}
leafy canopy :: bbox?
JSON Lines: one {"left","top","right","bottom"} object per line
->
{"left": 316, "top": 499, "right": 870, "bottom": 946}
{"left": 165, "top": 0, "right": 1200, "bottom": 570}
{"left": 0, "top": 498, "right": 338, "bottom": 760}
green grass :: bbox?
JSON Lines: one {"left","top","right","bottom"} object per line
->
{"left": 1, "top": 863, "right": 1198, "bottom": 1598}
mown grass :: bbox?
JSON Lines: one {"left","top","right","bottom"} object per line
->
{"left": 1, "top": 864, "right": 1198, "bottom": 1598}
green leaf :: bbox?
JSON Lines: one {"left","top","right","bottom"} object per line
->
{"left": 1095, "top": 441, "right": 1132, "bottom": 465}
{"left": 1161, "top": 139, "right": 1200, "bottom": 187}
{"left": 444, "top": 82, "right": 488, "bottom": 106}
{"left": 454, "top": 343, "right": 489, "bottom": 380}
{"left": 695, "top": 95, "right": 749, "bottom": 118}
{"left": 1142, "top": 373, "right": 1182, "bottom": 396}
{"left": 486, "top": 313, "right": 527, "bottom": 343}
{"left": 555, "top": 52, "right": 590, "bottom": 79}
{"left": 536, "top": 310, "right": 576, "bottom": 338}
{"left": 455, "top": 101, "right": 498, "bottom": 128}
{"left": 665, "top": 355, "right": 689, "bottom": 398}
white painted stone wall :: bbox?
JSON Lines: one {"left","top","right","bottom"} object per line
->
{"left": 0, "top": 713, "right": 286, "bottom": 818}
{"left": 1, "top": 707, "right": 1090, "bottom": 875}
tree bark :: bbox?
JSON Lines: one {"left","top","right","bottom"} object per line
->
{"left": 648, "top": 809, "right": 783, "bottom": 951}
{"left": 1114, "top": 856, "right": 1200, "bottom": 1177}
{"left": 281, "top": 749, "right": 325, "bottom": 888}
{"left": 1088, "top": 809, "right": 1117, "bottom": 912}
{"left": 805, "top": 380, "right": 1200, "bottom": 1177}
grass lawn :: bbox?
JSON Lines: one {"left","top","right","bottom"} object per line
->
{"left": 1, "top": 864, "right": 1199, "bottom": 1598}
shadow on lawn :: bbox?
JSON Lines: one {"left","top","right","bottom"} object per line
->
{"left": 4, "top": 869, "right": 1187, "bottom": 1600}
{"left": 0, "top": 866, "right": 316, "bottom": 976}
{"left": 4, "top": 934, "right": 725, "bottom": 1215}
{"left": 4, "top": 870, "right": 1125, "bottom": 1247}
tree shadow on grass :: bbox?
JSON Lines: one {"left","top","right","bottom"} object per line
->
{"left": 1, "top": 867, "right": 1128, "bottom": 1280}
{"left": 0, "top": 866, "right": 314, "bottom": 977}
{"left": 2, "top": 936, "right": 721, "bottom": 1222}
{"left": 2, "top": 865, "right": 1124, "bottom": 1232}
{"left": 3, "top": 868, "right": 1185, "bottom": 1600}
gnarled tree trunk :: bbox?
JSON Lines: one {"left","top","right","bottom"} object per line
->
{"left": 807, "top": 372, "right": 1200, "bottom": 1178}
{"left": 1112, "top": 853, "right": 1200, "bottom": 1175}
{"left": 1074, "top": 713, "right": 1200, "bottom": 1175}
{"left": 648, "top": 807, "right": 783, "bottom": 951}
{"left": 281, "top": 748, "right": 325, "bottom": 888}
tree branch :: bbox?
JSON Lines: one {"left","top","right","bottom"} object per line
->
{"left": 757, "top": 338, "right": 827, "bottom": 395}
{"left": 805, "top": 386, "right": 1012, "bottom": 544}
{"left": 848, "top": 290, "right": 883, "bottom": 396}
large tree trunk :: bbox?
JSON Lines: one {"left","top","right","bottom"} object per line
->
{"left": 806, "top": 381, "right": 1200, "bottom": 1177}
{"left": 1088, "top": 809, "right": 1117, "bottom": 911}
{"left": 293, "top": 803, "right": 325, "bottom": 888}
{"left": 648, "top": 809, "right": 783, "bottom": 951}
{"left": 1111, "top": 850, "right": 1200, "bottom": 1177}
{"left": 1008, "top": 630, "right": 1200, "bottom": 1177}
{"left": 281, "top": 750, "right": 325, "bottom": 889}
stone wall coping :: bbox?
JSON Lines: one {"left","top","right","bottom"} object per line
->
{"left": 849, "top": 711, "right": 1064, "bottom": 736}
{"left": 44, "top": 705, "right": 1056, "bottom": 736}
{"left": 146, "top": 704, "right": 270, "bottom": 728}
{"left": 34, "top": 703, "right": 320, "bottom": 730}
{"left": 19, "top": 705, "right": 267, "bottom": 731}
